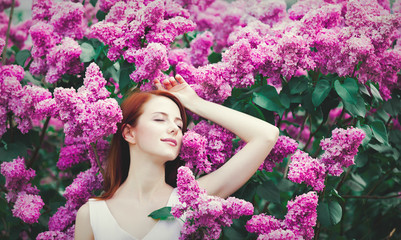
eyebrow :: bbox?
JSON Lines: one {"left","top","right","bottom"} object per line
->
{"left": 152, "top": 112, "right": 183, "bottom": 122}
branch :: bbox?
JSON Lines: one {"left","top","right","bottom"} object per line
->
{"left": 90, "top": 142, "right": 105, "bottom": 177}
{"left": 1, "top": 0, "right": 15, "bottom": 65}
{"left": 366, "top": 167, "right": 395, "bottom": 196}
{"left": 342, "top": 193, "right": 401, "bottom": 199}
{"left": 27, "top": 117, "right": 51, "bottom": 168}
{"left": 336, "top": 167, "right": 352, "bottom": 191}
{"left": 303, "top": 117, "right": 325, "bottom": 151}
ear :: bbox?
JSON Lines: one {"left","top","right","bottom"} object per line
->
{"left": 122, "top": 124, "right": 136, "bottom": 144}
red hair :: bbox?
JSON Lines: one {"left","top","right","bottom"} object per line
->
{"left": 98, "top": 90, "right": 187, "bottom": 200}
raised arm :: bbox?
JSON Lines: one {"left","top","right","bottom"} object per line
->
{"left": 155, "top": 75, "right": 279, "bottom": 198}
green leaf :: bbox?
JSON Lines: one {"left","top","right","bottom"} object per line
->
{"left": 370, "top": 120, "right": 388, "bottom": 144}
{"left": 80, "top": 42, "right": 96, "bottom": 63}
{"left": 252, "top": 85, "right": 285, "bottom": 116}
{"left": 350, "top": 173, "right": 366, "bottom": 188}
{"left": 288, "top": 77, "right": 308, "bottom": 94}
{"left": 334, "top": 79, "right": 366, "bottom": 117}
{"left": 0, "top": 142, "right": 29, "bottom": 162}
{"left": 334, "top": 78, "right": 358, "bottom": 104}
{"left": 369, "top": 82, "right": 382, "bottom": 102}
{"left": 279, "top": 92, "right": 290, "bottom": 109}
{"left": 312, "top": 79, "right": 331, "bottom": 106}
{"left": 148, "top": 207, "right": 174, "bottom": 220}
{"left": 15, "top": 49, "right": 31, "bottom": 67}
{"left": 208, "top": 52, "right": 222, "bottom": 64}
{"left": 359, "top": 124, "right": 372, "bottom": 147}
{"left": 256, "top": 180, "right": 280, "bottom": 203}
{"left": 90, "top": 0, "right": 98, "bottom": 7}
{"left": 318, "top": 201, "right": 342, "bottom": 227}
{"left": 96, "top": 10, "right": 106, "bottom": 21}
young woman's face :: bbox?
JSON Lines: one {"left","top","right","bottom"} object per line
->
{"left": 131, "top": 95, "right": 184, "bottom": 161}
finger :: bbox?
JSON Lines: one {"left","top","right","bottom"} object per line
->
{"left": 153, "top": 79, "right": 164, "bottom": 90}
{"left": 175, "top": 74, "right": 186, "bottom": 84}
{"left": 170, "top": 77, "right": 179, "bottom": 87}
{"left": 163, "top": 78, "right": 173, "bottom": 90}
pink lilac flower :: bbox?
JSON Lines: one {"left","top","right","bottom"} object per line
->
{"left": 49, "top": 1, "right": 84, "bottom": 39}
{"left": 99, "top": 0, "right": 120, "bottom": 12}
{"left": 241, "top": 0, "right": 287, "bottom": 27}
{"left": 172, "top": 166, "right": 253, "bottom": 240}
{"left": 0, "top": 37, "right": 4, "bottom": 55}
{"left": 246, "top": 214, "right": 283, "bottom": 234}
{"left": 45, "top": 37, "right": 83, "bottom": 84}
{"left": 0, "top": 157, "right": 35, "bottom": 191}
{"left": 190, "top": 31, "right": 214, "bottom": 67}
{"left": 284, "top": 191, "right": 318, "bottom": 240}
{"left": 12, "top": 193, "right": 44, "bottom": 224}
{"left": 287, "top": 0, "right": 325, "bottom": 21}
{"left": 128, "top": 43, "right": 170, "bottom": 83}
{"left": 180, "top": 130, "right": 210, "bottom": 174}
{"left": 222, "top": 39, "right": 255, "bottom": 88}
{"left": 63, "top": 167, "right": 103, "bottom": 209}
{"left": 29, "top": 21, "right": 59, "bottom": 59}
{"left": 36, "top": 231, "right": 69, "bottom": 240}
{"left": 57, "top": 142, "right": 88, "bottom": 170}
{"left": 191, "top": 120, "right": 235, "bottom": 171}
{"left": 279, "top": 112, "right": 312, "bottom": 144}
{"left": 48, "top": 204, "right": 77, "bottom": 232}
{"left": 288, "top": 150, "right": 327, "bottom": 191}
{"left": 320, "top": 127, "right": 365, "bottom": 176}
{"left": 32, "top": 0, "right": 53, "bottom": 21}
{"left": 0, "top": 0, "right": 20, "bottom": 12}
{"left": 258, "top": 229, "right": 299, "bottom": 240}
{"left": 147, "top": 16, "right": 196, "bottom": 46}
{"left": 394, "top": 0, "right": 401, "bottom": 14}
{"left": 168, "top": 48, "right": 190, "bottom": 67}
{"left": 227, "top": 20, "right": 270, "bottom": 48}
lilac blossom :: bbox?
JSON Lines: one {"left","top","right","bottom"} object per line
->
{"left": 168, "top": 48, "right": 190, "bottom": 67}
{"left": 48, "top": 204, "right": 77, "bottom": 232}
{"left": 240, "top": 0, "right": 288, "bottom": 27}
{"left": 45, "top": 37, "right": 83, "bottom": 84}
{"left": 0, "top": 0, "right": 20, "bottom": 12}
{"left": 180, "top": 130, "right": 210, "bottom": 173}
{"left": 258, "top": 229, "right": 299, "bottom": 240}
{"left": 288, "top": 150, "right": 327, "bottom": 191}
{"left": 284, "top": 191, "right": 318, "bottom": 240}
{"left": 246, "top": 214, "right": 283, "bottom": 234}
{"left": 320, "top": 127, "right": 365, "bottom": 176}
{"left": 0, "top": 157, "right": 35, "bottom": 191}
{"left": 190, "top": 31, "right": 214, "bottom": 67}
{"left": 172, "top": 166, "right": 254, "bottom": 240}
{"left": 36, "top": 231, "right": 69, "bottom": 240}
{"left": 0, "top": 37, "right": 4, "bottom": 55}
{"left": 29, "top": 21, "right": 59, "bottom": 59}
{"left": 287, "top": 0, "right": 326, "bottom": 21}
{"left": 49, "top": 1, "right": 84, "bottom": 40}
{"left": 32, "top": 0, "right": 53, "bottom": 21}
{"left": 12, "top": 193, "right": 44, "bottom": 224}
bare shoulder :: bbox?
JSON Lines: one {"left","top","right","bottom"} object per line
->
{"left": 75, "top": 201, "right": 94, "bottom": 240}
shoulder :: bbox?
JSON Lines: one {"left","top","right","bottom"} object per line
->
{"left": 75, "top": 202, "right": 94, "bottom": 240}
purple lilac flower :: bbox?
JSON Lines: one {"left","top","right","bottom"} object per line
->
{"left": 264, "top": 136, "right": 298, "bottom": 171}
{"left": 245, "top": 214, "right": 283, "bottom": 234}
{"left": 180, "top": 130, "right": 210, "bottom": 173}
{"left": 147, "top": 16, "right": 196, "bottom": 46}
{"left": 0, "top": 0, "right": 20, "bottom": 12}
{"left": 320, "top": 127, "right": 365, "bottom": 176}
{"left": 63, "top": 167, "right": 103, "bottom": 209}
{"left": 284, "top": 191, "right": 318, "bottom": 240}
{"left": 190, "top": 31, "right": 214, "bottom": 67}
{"left": 241, "top": 0, "right": 287, "bottom": 27}
{"left": 45, "top": 37, "right": 83, "bottom": 84}
{"left": 49, "top": 1, "right": 84, "bottom": 39}
{"left": 191, "top": 120, "right": 235, "bottom": 171}
{"left": 57, "top": 142, "right": 88, "bottom": 171}
{"left": 0, "top": 157, "right": 35, "bottom": 191}
{"left": 29, "top": 21, "right": 59, "bottom": 59}
{"left": 172, "top": 166, "right": 254, "bottom": 240}
{"left": 287, "top": 0, "right": 325, "bottom": 21}
{"left": 168, "top": 48, "right": 190, "bottom": 66}
{"left": 48, "top": 204, "right": 77, "bottom": 232}
{"left": 258, "top": 229, "right": 300, "bottom": 240}
{"left": 12, "top": 193, "right": 44, "bottom": 224}
{"left": 99, "top": 0, "right": 120, "bottom": 12}
{"left": 288, "top": 150, "right": 327, "bottom": 191}
{"left": 128, "top": 43, "right": 169, "bottom": 83}
{"left": 36, "top": 231, "right": 69, "bottom": 240}
{"left": 32, "top": 0, "right": 53, "bottom": 21}
{"left": 227, "top": 20, "right": 269, "bottom": 48}
{"left": 0, "top": 37, "right": 4, "bottom": 55}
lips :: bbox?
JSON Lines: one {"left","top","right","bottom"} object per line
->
{"left": 161, "top": 138, "right": 177, "bottom": 146}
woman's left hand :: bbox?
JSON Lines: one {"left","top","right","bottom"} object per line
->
{"left": 153, "top": 75, "right": 200, "bottom": 106}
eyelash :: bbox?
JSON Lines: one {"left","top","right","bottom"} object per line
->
{"left": 155, "top": 119, "right": 183, "bottom": 130}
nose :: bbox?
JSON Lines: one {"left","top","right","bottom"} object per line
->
{"left": 168, "top": 122, "right": 179, "bottom": 134}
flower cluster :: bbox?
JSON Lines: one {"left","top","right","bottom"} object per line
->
{"left": 0, "top": 65, "right": 53, "bottom": 137}
{"left": 288, "top": 150, "right": 327, "bottom": 191}
{"left": 172, "top": 166, "right": 254, "bottom": 240}
{"left": 29, "top": 0, "right": 85, "bottom": 83}
{"left": 189, "top": 120, "right": 235, "bottom": 171}
{"left": 0, "top": 157, "right": 44, "bottom": 224}
{"left": 180, "top": 130, "right": 210, "bottom": 173}
{"left": 39, "top": 63, "right": 122, "bottom": 143}
{"left": 320, "top": 127, "right": 365, "bottom": 176}
{"left": 246, "top": 191, "right": 318, "bottom": 240}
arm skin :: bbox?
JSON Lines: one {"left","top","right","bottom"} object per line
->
{"left": 155, "top": 75, "right": 279, "bottom": 199}
{"left": 74, "top": 202, "right": 94, "bottom": 240}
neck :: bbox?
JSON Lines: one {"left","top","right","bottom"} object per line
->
{"left": 117, "top": 148, "right": 169, "bottom": 201}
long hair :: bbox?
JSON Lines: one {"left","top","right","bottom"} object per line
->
{"left": 98, "top": 90, "right": 187, "bottom": 200}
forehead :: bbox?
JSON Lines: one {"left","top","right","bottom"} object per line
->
{"left": 142, "top": 95, "right": 181, "bottom": 117}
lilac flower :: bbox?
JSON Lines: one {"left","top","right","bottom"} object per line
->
{"left": 190, "top": 31, "right": 214, "bottom": 67}
{"left": 264, "top": 136, "right": 298, "bottom": 171}
{"left": 32, "top": 0, "right": 53, "bottom": 21}
{"left": 63, "top": 167, "right": 103, "bottom": 209}
{"left": 36, "top": 231, "right": 69, "bottom": 240}
{"left": 180, "top": 130, "right": 210, "bottom": 173}
{"left": 99, "top": 0, "right": 120, "bottom": 12}
{"left": 258, "top": 229, "right": 299, "bottom": 240}
{"left": 242, "top": 0, "right": 287, "bottom": 27}
{"left": 82, "top": 62, "right": 110, "bottom": 102}
{"left": 49, "top": 1, "right": 84, "bottom": 39}
{"left": 57, "top": 143, "right": 88, "bottom": 171}
{"left": 48, "top": 204, "right": 77, "bottom": 232}
{"left": 287, "top": 0, "right": 325, "bottom": 21}
{"left": 147, "top": 16, "right": 196, "bottom": 46}
{"left": 46, "top": 37, "right": 83, "bottom": 84}
{"left": 0, "top": 157, "right": 35, "bottom": 191}
{"left": 12, "top": 193, "right": 44, "bottom": 224}
{"left": 284, "top": 191, "right": 318, "bottom": 240}
{"left": 0, "top": 0, "right": 19, "bottom": 12}
{"left": 168, "top": 48, "right": 191, "bottom": 66}
{"left": 245, "top": 214, "right": 283, "bottom": 235}
{"left": 29, "top": 21, "right": 59, "bottom": 58}
{"left": 128, "top": 43, "right": 169, "bottom": 83}
{"left": 172, "top": 166, "right": 253, "bottom": 240}
{"left": 320, "top": 127, "right": 365, "bottom": 176}
{"left": 288, "top": 150, "right": 327, "bottom": 191}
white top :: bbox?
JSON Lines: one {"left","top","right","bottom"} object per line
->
{"left": 88, "top": 188, "right": 183, "bottom": 240}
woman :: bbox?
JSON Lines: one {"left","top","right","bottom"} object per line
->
{"left": 75, "top": 75, "right": 279, "bottom": 240}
